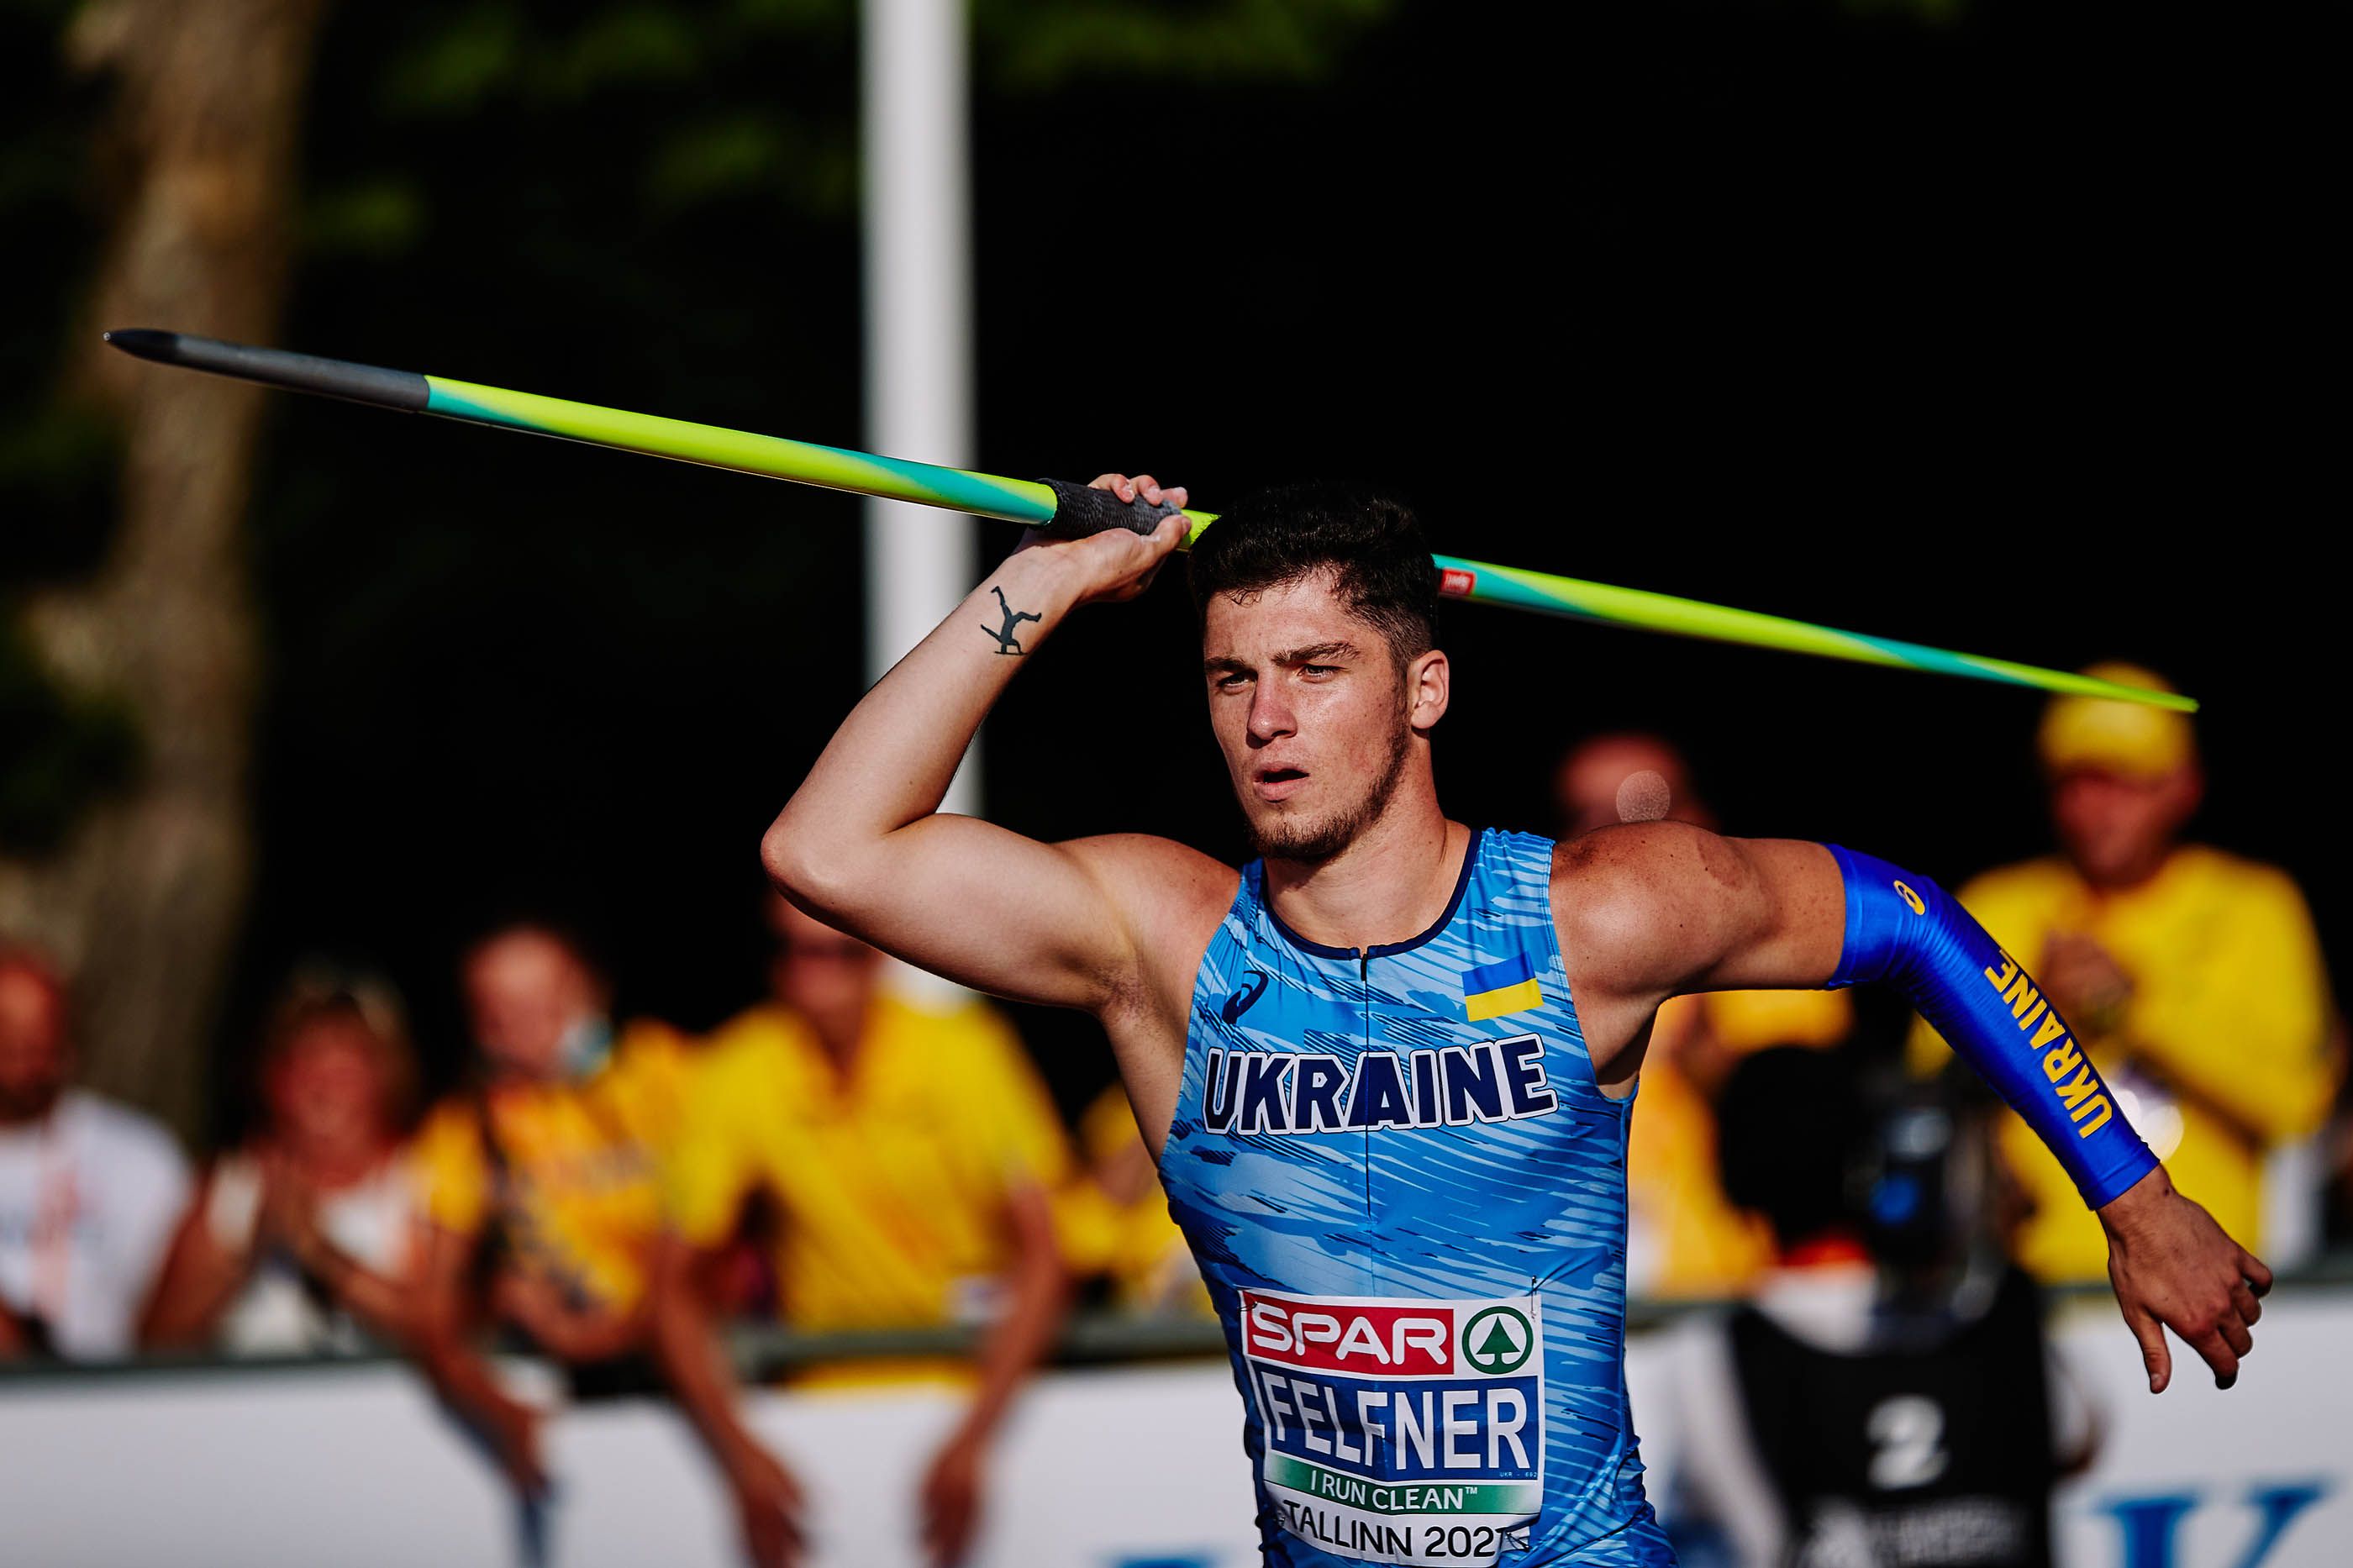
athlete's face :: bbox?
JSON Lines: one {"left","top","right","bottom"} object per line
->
{"left": 1202, "top": 571, "right": 1448, "bottom": 863}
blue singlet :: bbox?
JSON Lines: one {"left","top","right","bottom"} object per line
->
{"left": 1159, "top": 828, "right": 1676, "bottom": 1566}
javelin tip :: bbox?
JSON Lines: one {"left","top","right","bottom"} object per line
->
{"left": 103, "top": 327, "right": 182, "bottom": 363}
{"left": 101, "top": 327, "right": 432, "bottom": 412}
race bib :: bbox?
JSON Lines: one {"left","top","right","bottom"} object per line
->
{"left": 1240, "top": 1288, "right": 1544, "bottom": 1566}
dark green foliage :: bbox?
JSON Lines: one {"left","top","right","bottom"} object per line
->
{"left": 0, "top": 619, "right": 139, "bottom": 854}
{"left": 0, "top": 0, "right": 116, "bottom": 587}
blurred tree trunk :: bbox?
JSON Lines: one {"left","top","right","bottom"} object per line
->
{"left": 0, "top": 0, "right": 327, "bottom": 1139}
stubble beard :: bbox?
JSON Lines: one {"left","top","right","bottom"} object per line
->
{"left": 1250, "top": 716, "right": 1413, "bottom": 866}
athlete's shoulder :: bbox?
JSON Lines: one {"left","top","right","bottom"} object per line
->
{"left": 1062, "top": 833, "right": 1242, "bottom": 926}
{"left": 1550, "top": 823, "right": 1834, "bottom": 1004}
{"left": 1549, "top": 820, "right": 1751, "bottom": 934}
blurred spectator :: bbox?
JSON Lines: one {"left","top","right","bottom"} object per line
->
{"left": 651, "top": 897, "right": 1072, "bottom": 1568}
{"left": 141, "top": 975, "right": 423, "bottom": 1354}
{"left": 1555, "top": 732, "right": 1702, "bottom": 841}
{"left": 1908, "top": 665, "right": 2340, "bottom": 1280}
{"left": 1653, "top": 1050, "right": 2092, "bottom": 1568}
{"left": 0, "top": 946, "right": 190, "bottom": 1360}
{"left": 1060, "top": 1084, "right": 1209, "bottom": 1316}
{"left": 1556, "top": 734, "right": 1854, "bottom": 1295}
{"left": 2325, "top": 1017, "right": 2353, "bottom": 1246}
{"left": 408, "top": 923, "right": 690, "bottom": 1497}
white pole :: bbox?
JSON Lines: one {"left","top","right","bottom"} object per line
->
{"left": 862, "top": 0, "right": 976, "bottom": 809}
{"left": 862, "top": 0, "right": 976, "bottom": 995}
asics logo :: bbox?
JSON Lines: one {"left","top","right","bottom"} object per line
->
{"left": 1222, "top": 969, "right": 1271, "bottom": 1024}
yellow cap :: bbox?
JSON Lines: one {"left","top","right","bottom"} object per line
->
{"left": 2037, "top": 662, "right": 2196, "bottom": 778}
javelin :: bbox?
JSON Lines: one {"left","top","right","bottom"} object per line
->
{"left": 103, "top": 329, "right": 2191, "bottom": 712}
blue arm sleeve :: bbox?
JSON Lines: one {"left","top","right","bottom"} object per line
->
{"left": 1824, "top": 843, "right": 2159, "bottom": 1209}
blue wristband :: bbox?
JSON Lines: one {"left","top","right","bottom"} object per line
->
{"left": 1826, "top": 843, "right": 2159, "bottom": 1209}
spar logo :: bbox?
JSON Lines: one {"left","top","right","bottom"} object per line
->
{"left": 1460, "top": 1307, "right": 1533, "bottom": 1375}
{"left": 1245, "top": 1296, "right": 1455, "bottom": 1375}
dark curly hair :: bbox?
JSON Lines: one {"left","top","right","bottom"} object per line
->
{"left": 1187, "top": 481, "right": 1440, "bottom": 668}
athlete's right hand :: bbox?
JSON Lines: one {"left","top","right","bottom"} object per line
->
{"left": 724, "top": 1442, "right": 808, "bottom": 1568}
{"left": 1006, "top": 471, "right": 1188, "bottom": 608}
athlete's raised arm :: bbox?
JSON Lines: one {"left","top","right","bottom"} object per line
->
{"left": 762, "top": 476, "right": 1229, "bottom": 1018}
{"left": 1555, "top": 820, "right": 2271, "bottom": 1396}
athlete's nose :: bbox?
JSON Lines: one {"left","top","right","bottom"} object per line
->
{"left": 1246, "top": 685, "right": 1295, "bottom": 745}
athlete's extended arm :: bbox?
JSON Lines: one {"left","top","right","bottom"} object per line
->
{"left": 1556, "top": 821, "right": 2271, "bottom": 1394}
{"left": 761, "top": 478, "right": 1219, "bottom": 1016}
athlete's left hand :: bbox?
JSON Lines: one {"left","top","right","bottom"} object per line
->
{"left": 2100, "top": 1165, "right": 2271, "bottom": 1392}
{"left": 918, "top": 1424, "right": 988, "bottom": 1566}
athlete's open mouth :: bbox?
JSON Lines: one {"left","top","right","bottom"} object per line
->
{"left": 1254, "top": 766, "right": 1308, "bottom": 802}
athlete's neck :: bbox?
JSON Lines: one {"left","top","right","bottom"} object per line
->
{"left": 1262, "top": 785, "right": 1466, "bottom": 951}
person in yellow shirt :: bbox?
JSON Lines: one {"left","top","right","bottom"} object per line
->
{"left": 1908, "top": 664, "right": 2340, "bottom": 1282}
{"left": 1060, "top": 1083, "right": 1212, "bottom": 1315}
{"left": 1556, "top": 733, "right": 1856, "bottom": 1296}
{"left": 408, "top": 922, "right": 689, "bottom": 1500}
{"left": 650, "top": 897, "right": 1071, "bottom": 1568}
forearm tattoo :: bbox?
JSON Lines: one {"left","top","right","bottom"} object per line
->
{"left": 982, "top": 584, "right": 1043, "bottom": 655}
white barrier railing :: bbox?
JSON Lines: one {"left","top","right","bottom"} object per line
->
{"left": 0, "top": 1285, "right": 2344, "bottom": 1567}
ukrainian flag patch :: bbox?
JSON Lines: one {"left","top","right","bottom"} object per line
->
{"left": 1463, "top": 953, "right": 1542, "bottom": 1021}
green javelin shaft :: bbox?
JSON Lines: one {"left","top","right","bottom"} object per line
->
{"left": 101, "top": 328, "right": 2192, "bottom": 712}
{"left": 1429, "top": 556, "right": 2197, "bottom": 707}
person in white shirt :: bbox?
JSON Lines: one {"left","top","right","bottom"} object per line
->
{"left": 0, "top": 946, "right": 191, "bottom": 1360}
{"left": 141, "top": 976, "right": 424, "bottom": 1355}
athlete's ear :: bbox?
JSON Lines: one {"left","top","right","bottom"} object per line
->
{"left": 1407, "top": 647, "right": 1449, "bottom": 730}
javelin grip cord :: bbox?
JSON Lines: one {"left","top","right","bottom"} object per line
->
{"left": 1038, "top": 476, "right": 1185, "bottom": 539}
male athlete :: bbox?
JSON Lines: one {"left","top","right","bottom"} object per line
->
{"left": 762, "top": 476, "right": 2267, "bottom": 1566}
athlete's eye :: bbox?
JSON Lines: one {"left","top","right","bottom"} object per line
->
{"left": 1213, "top": 671, "right": 1251, "bottom": 691}
{"left": 1301, "top": 664, "right": 1338, "bottom": 678}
